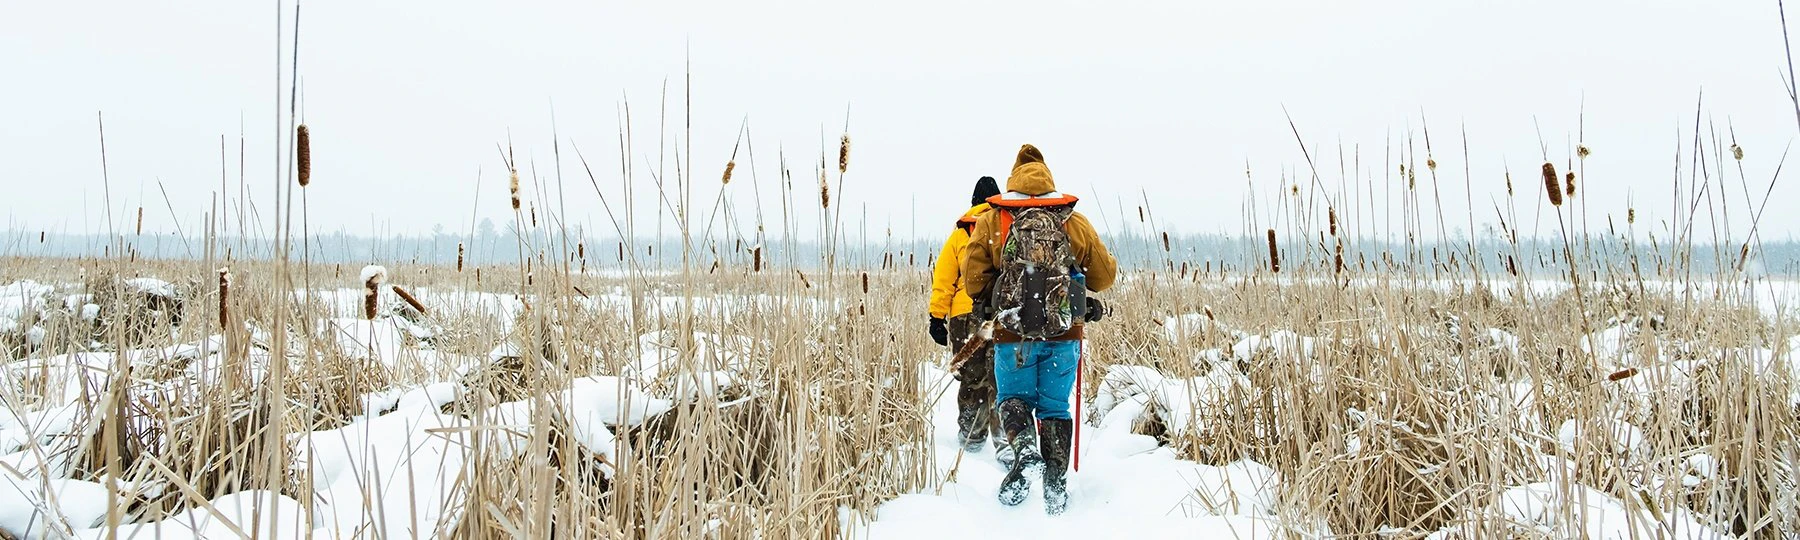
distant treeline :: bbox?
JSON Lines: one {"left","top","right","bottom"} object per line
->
{"left": 4, "top": 228, "right": 1797, "bottom": 277}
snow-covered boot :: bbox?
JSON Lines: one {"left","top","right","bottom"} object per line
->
{"left": 956, "top": 405, "right": 988, "bottom": 453}
{"left": 1039, "top": 418, "right": 1073, "bottom": 515}
{"left": 994, "top": 406, "right": 1041, "bottom": 471}
{"left": 996, "top": 399, "right": 1035, "bottom": 506}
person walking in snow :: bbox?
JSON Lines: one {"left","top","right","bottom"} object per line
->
{"left": 929, "top": 176, "right": 1004, "bottom": 456}
{"left": 962, "top": 144, "right": 1116, "bottom": 516}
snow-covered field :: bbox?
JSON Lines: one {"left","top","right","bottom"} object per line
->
{"left": 2, "top": 268, "right": 1798, "bottom": 539}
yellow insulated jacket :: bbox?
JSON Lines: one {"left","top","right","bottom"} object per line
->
{"left": 929, "top": 203, "right": 992, "bottom": 319}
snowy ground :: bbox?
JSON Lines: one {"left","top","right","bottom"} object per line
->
{"left": 855, "top": 360, "right": 1284, "bottom": 539}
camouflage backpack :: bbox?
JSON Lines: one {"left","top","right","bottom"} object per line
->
{"left": 991, "top": 205, "right": 1082, "bottom": 340}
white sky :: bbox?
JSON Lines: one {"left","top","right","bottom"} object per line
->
{"left": 4, "top": 1, "right": 1798, "bottom": 245}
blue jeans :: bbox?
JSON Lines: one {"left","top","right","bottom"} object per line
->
{"left": 993, "top": 340, "right": 1080, "bottom": 420}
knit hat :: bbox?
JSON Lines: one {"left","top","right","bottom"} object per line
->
{"left": 970, "top": 176, "right": 1000, "bottom": 206}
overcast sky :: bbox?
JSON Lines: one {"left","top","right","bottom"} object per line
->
{"left": 4, "top": 1, "right": 1798, "bottom": 246}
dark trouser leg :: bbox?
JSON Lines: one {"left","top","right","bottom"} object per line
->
{"left": 991, "top": 342, "right": 1040, "bottom": 471}
{"left": 1040, "top": 418, "right": 1073, "bottom": 515}
{"left": 948, "top": 315, "right": 994, "bottom": 452}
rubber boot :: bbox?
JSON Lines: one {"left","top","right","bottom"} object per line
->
{"left": 995, "top": 399, "right": 1035, "bottom": 506}
{"left": 955, "top": 405, "right": 988, "bottom": 453}
{"left": 994, "top": 409, "right": 1041, "bottom": 471}
{"left": 1039, "top": 418, "right": 1073, "bottom": 515}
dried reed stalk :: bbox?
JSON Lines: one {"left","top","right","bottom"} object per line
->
{"left": 1542, "top": 163, "right": 1563, "bottom": 206}
{"left": 392, "top": 285, "right": 428, "bottom": 316}
{"left": 1266, "top": 229, "right": 1281, "bottom": 273}
{"left": 297, "top": 124, "right": 311, "bottom": 187}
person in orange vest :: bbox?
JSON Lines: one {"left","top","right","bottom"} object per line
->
{"left": 930, "top": 176, "right": 1003, "bottom": 455}
{"left": 963, "top": 144, "right": 1116, "bottom": 515}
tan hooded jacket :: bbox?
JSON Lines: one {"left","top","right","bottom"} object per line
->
{"left": 960, "top": 144, "right": 1117, "bottom": 340}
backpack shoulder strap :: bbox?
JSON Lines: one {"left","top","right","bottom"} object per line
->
{"left": 996, "top": 209, "right": 1016, "bottom": 247}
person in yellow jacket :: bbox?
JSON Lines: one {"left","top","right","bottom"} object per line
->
{"left": 930, "top": 176, "right": 1002, "bottom": 454}
{"left": 962, "top": 144, "right": 1117, "bottom": 515}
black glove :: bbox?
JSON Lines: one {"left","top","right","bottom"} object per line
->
{"left": 929, "top": 317, "right": 949, "bottom": 346}
{"left": 1084, "top": 297, "right": 1108, "bottom": 323}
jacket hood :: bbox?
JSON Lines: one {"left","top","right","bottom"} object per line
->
{"left": 1006, "top": 144, "right": 1057, "bottom": 196}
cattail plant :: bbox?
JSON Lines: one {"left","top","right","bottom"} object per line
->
{"left": 578, "top": 242, "right": 585, "bottom": 259}
{"left": 861, "top": 272, "right": 869, "bottom": 294}
{"left": 362, "top": 265, "right": 387, "bottom": 320}
{"left": 723, "top": 160, "right": 736, "bottom": 185}
{"left": 297, "top": 124, "right": 311, "bottom": 187}
{"left": 1138, "top": 206, "right": 1144, "bottom": 223}
{"left": 217, "top": 267, "right": 231, "bottom": 328}
{"left": 1628, "top": 207, "right": 1636, "bottom": 225}
{"left": 509, "top": 170, "right": 521, "bottom": 210}
{"left": 457, "top": 242, "right": 465, "bottom": 272}
{"left": 1565, "top": 171, "right": 1576, "bottom": 197}
{"left": 1161, "top": 232, "right": 1171, "bottom": 252}
{"left": 838, "top": 134, "right": 851, "bottom": 174}
{"left": 1334, "top": 239, "right": 1345, "bottom": 275}
{"left": 1577, "top": 144, "right": 1591, "bottom": 159}
{"left": 1732, "top": 144, "right": 1744, "bottom": 161}
{"left": 392, "top": 285, "right": 428, "bottom": 316}
{"left": 135, "top": 207, "right": 143, "bottom": 235}
{"left": 529, "top": 205, "right": 537, "bottom": 228}
{"left": 796, "top": 270, "right": 812, "bottom": 288}
{"left": 1541, "top": 162, "right": 1563, "bottom": 206}
{"left": 1328, "top": 207, "right": 1338, "bottom": 236}
{"left": 753, "top": 246, "right": 764, "bottom": 273}
{"left": 1505, "top": 172, "right": 1514, "bottom": 198}
{"left": 819, "top": 169, "right": 831, "bottom": 209}
{"left": 1266, "top": 229, "right": 1281, "bottom": 273}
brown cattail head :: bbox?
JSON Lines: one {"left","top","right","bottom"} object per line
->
{"left": 1328, "top": 207, "right": 1338, "bottom": 236}
{"left": 861, "top": 272, "right": 869, "bottom": 294}
{"left": 796, "top": 269, "right": 812, "bottom": 288}
{"left": 722, "top": 160, "right": 736, "bottom": 185}
{"left": 1627, "top": 207, "right": 1636, "bottom": 225}
{"left": 135, "top": 207, "right": 143, "bottom": 235}
{"left": 1607, "top": 368, "right": 1640, "bottom": 381}
{"left": 753, "top": 246, "right": 764, "bottom": 272}
{"left": 1426, "top": 157, "right": 1437, "bottom": 171}
{"left": 838, "top": 134, "right": 851, "bottom": 174}
{"left": 1577, "top": 144, "right": 1591, "bottom": 159}
{"left": 1334, "top": 239, "right": 1346, "bottom": 274}
{"left": 457, "top": 242, "right": 465, "bottom": 272}
{"left": 529, "top": 205, "right": 537, "bottom": 228}
{"left": 1541, "top": 162, "right": 1563, "bottom": 207}
{"left": 509, "top": 170, "right": 521, "bottom": 210}
{"left": 618, "top": 242, "right": 624, "bottom": 261}
{"left": 1266, "top": 229, "right": 1281, "bottom": 273}
{"left": 297, "top": 124, "right": 312, "bottom": 187}
{"left": 819, "top": 168, "right": 831, "bottom": 209}
{"left": 1161, "top": 232, "right": 1171, "bottom": 252}
{"left": 578, "top": 242, "right": 585, "bottom": 259}
{"left": 217, "top": 267, "right": 231, "bottom": 328}
{"left": 1137, "top": 206, "right": 1145, "bottom": 222}
{"left": 361, "top": 265, "right": 387, "bottom": 320}
{"left": 1732, "top": 144, "right": 1744, "bottom": 161}
{"left": 1505, "top": 172, "right": 1514, "bottom": 198}
{"left": 39, "top": 231, "right": 45, "bottom": 243}
{"left": 392, "top": 285, "right": 428, "bottom": 316}
{"left": 1565, "top": 171, "right": 1576, "bottom": 197}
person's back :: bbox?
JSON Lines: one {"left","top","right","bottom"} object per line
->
{"left": 961, "top": 144, "right": 1116, "bottom": 515}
